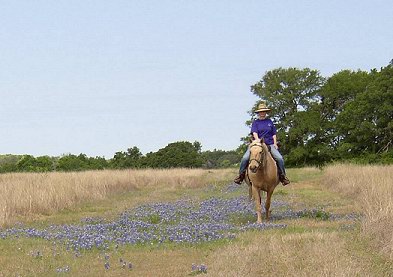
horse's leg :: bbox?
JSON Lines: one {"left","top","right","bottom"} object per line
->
{"left": 265, "top": 190, "right": 273, "bottom": 220}
{"left": 245, "top": 172, "right": 253, "bottom": 201}
{"left": 252, "top": 185, "right": 262, "bottom": 223}
{"left": 248, "top": 184, "right": 253, "bottom": 201}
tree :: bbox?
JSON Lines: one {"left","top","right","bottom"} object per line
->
{"left": 57, "top": 154, "right": 89, "bottom": 171}
{"left": 201, "top": 149, "right": 241, "bottom": 168}
{"left": 317, "top": 69, "right": 372, "bottom": 157}
{"left": 88, "top": 156, "right": 108, "bottom": 170}
{"left": 142, "top": 141, "right": 203, "bottom": 168}
{"left": 16, "top": 155, "right": 37, "bottom": 172}
{"left": 35, "top": 156, "right": 54, "bottom": 171}
{"left": 0, "top": 155, "right": 22, "bottom": 173}
{"left": 336, "top": 65, "right": 393, "bottom": 156}
{"left": 251, "top": 67, "right": 324, "bottom": 125}
{"left": 110, "top": 146, "right": 142, "bottom": 169}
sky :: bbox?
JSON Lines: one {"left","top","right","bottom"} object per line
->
{"left": 1, "top": 1, "right": 392, "bottom": 158}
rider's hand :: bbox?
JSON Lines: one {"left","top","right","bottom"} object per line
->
{"left": 273, "top": 143, "right": 278, "bottom": 149}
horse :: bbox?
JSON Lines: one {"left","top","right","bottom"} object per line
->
{"left": 244, "top": 138, "right": 280, "bottom": 223}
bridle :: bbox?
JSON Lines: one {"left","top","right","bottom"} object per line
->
{"left": 249, "top": 143, "right": 266, "bottom": 172}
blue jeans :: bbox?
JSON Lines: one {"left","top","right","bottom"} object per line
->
{"left": 239, "top": 145, "right": 286, "bottom": 176}
{"left": 239, "top": 148, "right": 250, "bottom": 174}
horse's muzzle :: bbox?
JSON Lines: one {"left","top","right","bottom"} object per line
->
{"left": 249, "top": 165, "right": 258, "bottom": 173}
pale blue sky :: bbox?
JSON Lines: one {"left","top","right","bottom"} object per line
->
{"left": 1, "top": 1, "right": 392, "bottom": 157}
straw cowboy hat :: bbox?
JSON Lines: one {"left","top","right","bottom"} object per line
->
{"left": 254, "top": 102, "right": 271, "bottom": 113}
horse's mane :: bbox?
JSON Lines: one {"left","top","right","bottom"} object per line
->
{"left": 250, "top": 138, "right": 266, "bottom": 147}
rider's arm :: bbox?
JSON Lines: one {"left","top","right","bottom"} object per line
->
{"left": 273, "top": 135, "right": 278, "bottom": 149}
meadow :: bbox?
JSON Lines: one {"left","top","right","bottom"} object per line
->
{"left": 0, "top": 165, "right": 392, "bottom": 276}
{"left": 0, "top": 168, "right": 234, "bottom": 226}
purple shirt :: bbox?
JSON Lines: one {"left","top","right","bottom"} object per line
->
{"left": 251, "top": 118, "right": 277, "bottom": 145}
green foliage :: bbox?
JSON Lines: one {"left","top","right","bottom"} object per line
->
{"left": 251, "top": 67, "right": 324, "bottom": 125}
{"left": 297, "top": 208, "right": 330, "bottom": 221}
{"left": 35, "top": 156, "right": 55, "bottom": 171}
{"left": 0, "top": 155, "right": 21, "bottom": 173}
{"left": 0, "top": 140, "right": 238, "bottom": 173}
{"left": 146, "top": 214, "right": 161, "bottom": 224}
{"left": 336, "top": 66, "right": 393, "bottom": 156}
{"left": 201, "top": 149, "right": 241, "bottom": 169}
{"left": 110, "top": 146, "right": 142, "bottom": 169}
{"left": 141, "top": 141, "right": 203, "bottom": 168}
{"left": 57, "top": 154, "right": 88, "bottom": 171}
{"left": 248, "top": 63, "right": 393, "bottom": 166}
{"left": 16, "top": 155, "right": 37, "bottom": 172}
{"left": 57, "top": 154, "right": 108, "bottom": 172}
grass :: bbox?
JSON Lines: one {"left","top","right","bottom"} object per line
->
{"left": 321, "top": 164, "right": 393, "bottom": 259}
{"left": 0, "top": 166, "right": 392, "bottom": 276}
{"left": 0, "top": 168, "right": 236, "bottom": 226}
{"left": 206, "top": 230, "right": 387, "bottom": 276}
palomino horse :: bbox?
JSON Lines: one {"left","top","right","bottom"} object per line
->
{"left": 244, "top": 138, "right": 280, "bottom": 223}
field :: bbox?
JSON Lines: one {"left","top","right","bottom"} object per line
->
{"left": 0, "top": 165, "right": 392, "bottom": 276}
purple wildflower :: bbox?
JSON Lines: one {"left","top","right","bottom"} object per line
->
{"left": 104, "top": 262, "right": 110, "bottom": 270}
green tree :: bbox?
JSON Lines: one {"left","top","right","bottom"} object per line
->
{"left": 201, "top": 149, "right": 240, "bottom": 168}
{"left": 0, "top": 155, "right": 21, "bottom": 173}
{"left": 88, "top": 156, "right": 108, "bottom": 170}
{"left": 35, "top": 156, "right": 54, "bottom": 171}
{"left": 318, "top": 69, "right": 372, "bottom": 159}
{"left": 57, "top": 154, "right": 89, "bottom": 171}
{"left": 142, "top": 141, "right": 203, "bottom": 168}
{"left": 16, "top": 155, "right": 37, "bottom": 172}
{"left": 336, "top": 65, "right": 393, "bottom": 157}
{"left": 110, "top": 146, "right": 142, "bottom": 169}
{"left": 251, "top": 67, "right": 324, "bottom": 125}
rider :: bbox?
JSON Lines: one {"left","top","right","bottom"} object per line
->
{"left": 234, "top": 102, "right": 290, "bottom": 186}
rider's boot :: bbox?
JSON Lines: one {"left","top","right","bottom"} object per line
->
{"left": 279, "top": 174, "right": 290, "bottom": 186}
{"left": 234, "top": 171, "right": 246, "bottom": 184}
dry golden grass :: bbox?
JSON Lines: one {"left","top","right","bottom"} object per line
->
{"left": 0, "top": 168, "right": 235, "bottom": 226}
{"left": 321, "top": 164, "right": 393, "bottom": 259}
{"left": 207, "top": 231, "right": 372, "bottom": 276}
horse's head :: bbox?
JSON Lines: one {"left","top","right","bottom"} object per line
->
{"left": 248, "top": 138, "right": 267, "bottom": 173}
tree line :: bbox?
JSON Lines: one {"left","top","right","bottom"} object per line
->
{"left": 0, "top": 142, "right": 241, "bottom": 173}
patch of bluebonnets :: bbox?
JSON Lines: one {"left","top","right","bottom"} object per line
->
{"left": 192, "top": 263, "right": 208, "bottom": 274}
{"left": 0, "top": 184, "right": 359, "bottom": 252}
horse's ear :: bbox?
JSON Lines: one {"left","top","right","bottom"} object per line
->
{"left": 260, "top": 137, "right": 265, "bottom": 144}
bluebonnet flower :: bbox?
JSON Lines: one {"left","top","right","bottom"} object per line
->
{"left": 104, "top": 262, "right": 110, "bottom": 270}
{"left": 191, "top": 263, "right": 208, "bottom": 274}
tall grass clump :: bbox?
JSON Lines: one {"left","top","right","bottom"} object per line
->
{"left": 321, "top": 164, "right": 393, "bottom": 259}
{"left": 208, "top": 232, "right": 370, "bottom": 276}
{"left": 0, "top": 168, "right": 235, "bottom": 226}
